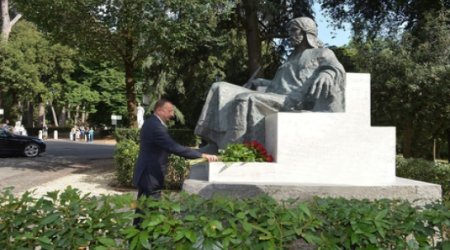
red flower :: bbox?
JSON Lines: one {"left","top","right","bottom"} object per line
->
{"left": 243, "top": 140, "right": 273, "bottom": 162}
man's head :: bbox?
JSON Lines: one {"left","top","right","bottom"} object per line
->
{"left": 154, "top": 99, "right": 175, "bottom": 123}
{"left": 287, "top": 17, "right": 323, "bottom": 48}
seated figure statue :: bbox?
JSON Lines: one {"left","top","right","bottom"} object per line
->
{"left": 195, "top": 17, "right": 346, "bottom": 152}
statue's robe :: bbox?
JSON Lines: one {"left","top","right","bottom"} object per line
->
{"left": 195, "top": 47, "right": 346, "bottom": 149}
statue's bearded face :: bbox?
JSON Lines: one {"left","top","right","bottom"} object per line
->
{"left": 288, "top": 26, "right": 304, "bottom": 46}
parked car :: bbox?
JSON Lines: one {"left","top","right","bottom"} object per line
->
{"left": 0, "top": 129, "right": 46, "bottom": 157}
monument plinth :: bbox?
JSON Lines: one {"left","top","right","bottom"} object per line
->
{"left": 183, "top": 73, "right": 442, "bottom": 204}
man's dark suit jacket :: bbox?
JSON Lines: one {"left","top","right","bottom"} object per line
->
{"left": 133, "top": 115, "right": 201, "bottom": 192}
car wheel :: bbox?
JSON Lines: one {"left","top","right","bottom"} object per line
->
{"left": 24, "top": 143, "right": 40, "bottom": 157}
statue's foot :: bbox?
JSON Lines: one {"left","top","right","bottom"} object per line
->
{"left": 198, "top": 143, "right": 219, "bottom": 154}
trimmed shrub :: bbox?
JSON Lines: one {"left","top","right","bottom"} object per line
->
{"left": 114, "top": 139, "right": 139, "bottom": 187}
{"left": 165, "top": 155, "right": 190, "bottom": 190}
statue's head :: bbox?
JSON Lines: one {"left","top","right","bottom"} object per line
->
{"left": 287, "top": 17, "right": 323, "bottom": 48}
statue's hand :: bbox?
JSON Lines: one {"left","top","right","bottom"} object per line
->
{"left": 308, "top": 72, "right": 333, "bottom": 99}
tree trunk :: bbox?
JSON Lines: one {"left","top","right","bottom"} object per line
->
{"left": 242, "top": 0, "right": 262, "bottom": 78}
{"left": 50, "top": 102, "right": 59, "bottom": 127}
{"left": 401, "top": 121, "right": 414, "bottom": 158}
{"left": 26, "top": 101, "right": 33, "bottom": 127}
{"left": 59, "top": 105, "right": 66, "bottom": 126}
{"left": 38, "top": 102, "right": 45, "bottom": 127}
{"left": 81, "top": 105, "right": 86, "bottom": 124}
{"left": 447, "top": 128, "right": 450, "bottom": 163}
{"left": 67, "top": 104, "right": 71, "bottom": 123}
{"left": 17, "top": 100, "right": 22, "bottom": 122}
{"left": 1, "top": 0, "right": 22, "bottom": 42}
{"left": 125, "top": 61, "right": 137, "bottom": 128}
{"left": 75, "top": 105, "right": 79, "bottom": 124}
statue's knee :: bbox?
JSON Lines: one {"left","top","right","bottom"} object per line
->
{"left": 235, "top": 93, "right": 252, "bottom": 101}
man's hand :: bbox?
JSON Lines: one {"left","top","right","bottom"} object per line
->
{"left": 201, "top": 153, "right": 219, "bottom": 162}
{"left": 308, "top": 73, "right": 333, "bottom": 99}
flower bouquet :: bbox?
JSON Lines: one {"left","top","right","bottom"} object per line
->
{"left": 219, "top": 140, "right": 273, "bottom": 162}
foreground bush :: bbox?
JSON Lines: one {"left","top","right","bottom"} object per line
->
{"left": 1, "top": 187, "right": 449, "bottom": 249}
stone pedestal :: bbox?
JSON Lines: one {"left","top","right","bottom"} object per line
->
{"left": 184, "top": 164, "right": 441, "bottom": 206}
{"left": 183, "top": 73, "right": 442, "bottom": 203}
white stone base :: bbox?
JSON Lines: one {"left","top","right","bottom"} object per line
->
{"left": 184, "top": 164, "right": 442, "bottom": 206}
{"left": 261, "top": 73, "right": 396, "bottom": 185}
{"left": 207, "top": 160, "right": 396, "bottom": 186}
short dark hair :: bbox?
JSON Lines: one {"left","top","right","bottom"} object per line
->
{"left": 154, "top": 98, "right": 171, "bottom": 111}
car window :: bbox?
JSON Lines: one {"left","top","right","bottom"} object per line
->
{"left": 0, "top": 129, "right": 9, "bottom": 138}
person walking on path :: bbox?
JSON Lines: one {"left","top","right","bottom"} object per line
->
{"left": 132, "top": 99, "right": 218, "bottom": 227}
{"left": 88, "top": 127, "right": 94, "bottom": 142}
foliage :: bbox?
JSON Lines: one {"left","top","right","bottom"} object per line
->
{"left": 0, "top": 187, "right": 135, "bottom": 249}
{"left": 15, "top": 0, "right": 235, "bottom": 127}
{"left": 312, "top": 197, "right": 450, "bottom": 249}
{"left": 168, "top": 129, "right": 200, "bottom": 147}
{"left": 0, "top": 20, "right": 121, "bottom": 127}
{"left": 219, "top": 141, "right": 273, "bottom": 162}
{"left": 348, "top": 10, "right": 450, "bottom": 158}
{"left": 320, "top": 0, "right": 449, "bottom": 41}
{"left": 0, "top": 21, "right": 76, "bottom": 123}
{"left": 396, "top": 156, "right": 450, "bottom": 206}
{"left": 113, "top": 139, "right": 139, "bottom": 187}
{"left": 113, "top": 128, "right": 140, "bottom": 143}
{"left": 1, "top": 187, "right": 449, "bottom": 249}
{"left": 165, "top": 155, "right": 190, "bottom": 190}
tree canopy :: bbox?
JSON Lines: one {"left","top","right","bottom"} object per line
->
{"left": 14, "top": 0, "right": 234, "bottom": 127}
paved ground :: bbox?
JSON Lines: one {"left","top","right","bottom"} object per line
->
{"left": 0, "top": 138, "right": 135, "bottom": 196}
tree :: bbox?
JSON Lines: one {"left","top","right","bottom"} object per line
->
{"left": 1, "top": 0, "right": 22, "bottom": 41}
{"left": 319, "top": 0, "right": 449, "bottom": 41}
{"left": 0, "top": 21, "right": 46, "bottom": 123}
{"left": 15, "top": 0, "right": 233, "bottom": 127}
{"left": 236, "top": 0, "right": 314, "bottom": 78}
{"left": 351, "top": 10, "right": 450, "bottom": 159}
{"left": 73, "top": 61, "right": 126, "bottom": 126}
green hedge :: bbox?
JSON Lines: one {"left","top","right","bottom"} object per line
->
{"left": 1, "top": 188, "right": 449, "bottom": 249}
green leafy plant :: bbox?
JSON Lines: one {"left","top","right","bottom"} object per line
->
{"left": 165, "top": 155, "right": 190, "bottom": 190}
{"left": 219, "top": 140, "right": 273, "bottom": 162}
{"left": 113, "top": 139, "right": 139, "bottom": 187}
{"left": 1, "top": 187, "right": 449, "bottom": 249}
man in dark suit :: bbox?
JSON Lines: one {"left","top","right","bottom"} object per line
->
{"left": 133, "top": 99, "right": 218, "bottom": 227}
